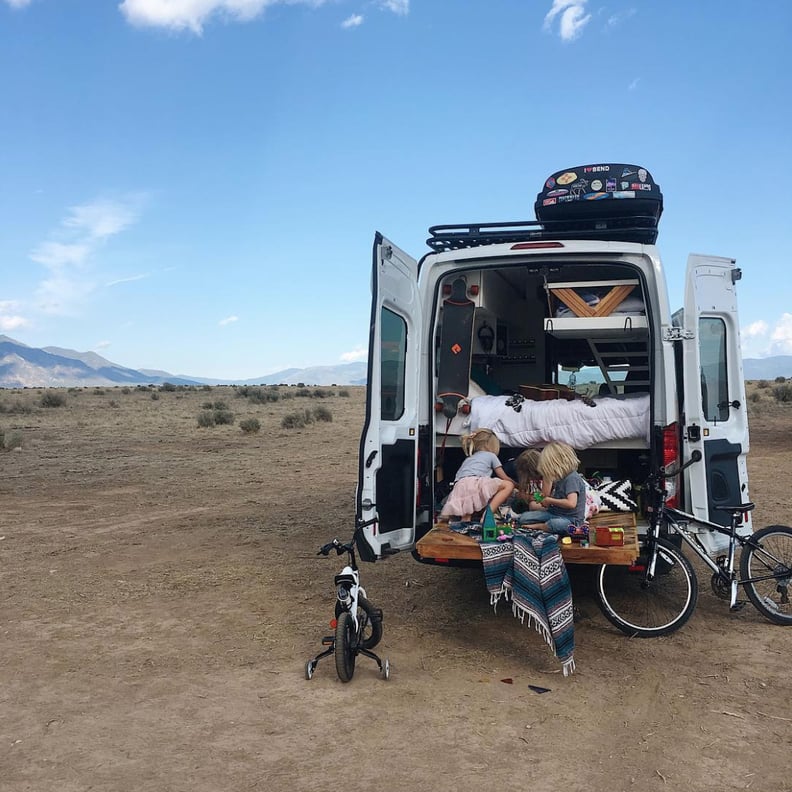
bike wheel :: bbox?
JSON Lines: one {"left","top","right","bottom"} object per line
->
{"left": 596, "top": 537, "right": 699, "bottom": 637}
{"left": 740, "top": 525, "right": 792, "bottom": 625}
{"left": 334, "top": 611, "right": 356, "bottom": 682}
{"left": 357, "top": 596, "right": 383, "bottom": 650}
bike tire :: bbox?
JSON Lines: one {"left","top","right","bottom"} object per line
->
{"left": 334, "top": 611, "right": 356, "bottom": 683}
{"left": 740, "top": 525, "right": 792, "bottom": 626}
{"left": 596, "top": 537, "right": 699, "bottom": 637}
{"left": 358, "top": 596, "right": 383, "bottom": 650}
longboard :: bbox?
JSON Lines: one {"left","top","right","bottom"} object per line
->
{"left": 436, "top": 278, "right": 475, "bottom": 418}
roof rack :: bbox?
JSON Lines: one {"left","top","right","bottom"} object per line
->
{"left": 426, "top": 215, "right": 660, "bottom": 253}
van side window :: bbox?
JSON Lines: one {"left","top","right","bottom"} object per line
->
{"left": 381, "top": 307, "right": 407, "bottom": 420}
{"left": 699, "top": 317, "right": 729, "bottom": 422}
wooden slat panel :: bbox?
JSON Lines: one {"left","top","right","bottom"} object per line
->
{"left": 592, "top": 284, "right": 636, "bottom": 317}
{"left": 415, "top": 525, "right": 640, "bottom": 565}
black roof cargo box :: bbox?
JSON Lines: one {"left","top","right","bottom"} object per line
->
{"left": 535, "top": 163, "right": 663, "bottom": 244}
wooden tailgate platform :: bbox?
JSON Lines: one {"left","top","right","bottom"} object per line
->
{"left": 416, "top": 523, "right": 639, "bottom": 565}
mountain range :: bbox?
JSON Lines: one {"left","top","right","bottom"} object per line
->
{"left": 0, "top": 336, "right": 367, "bottom": 388}
{"left": 1, "top": 334, "right": 790, "bottom": 389}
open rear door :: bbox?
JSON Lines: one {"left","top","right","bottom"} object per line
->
{"left": 678, "top": 254, "right": 751, "bottom": 536}
{"left": 355, "top": 234, "right": 422, "bottom": 561}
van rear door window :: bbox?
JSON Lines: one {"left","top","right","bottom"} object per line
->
{"left": 699, "top": 317, "right": 729, "bottom": 422}
{"left": 381, "top": 307, "right": 407, "bottom": 420}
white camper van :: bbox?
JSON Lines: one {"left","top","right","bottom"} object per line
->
{"left": 354, "top": 164, "right": 750, "bottom": 567}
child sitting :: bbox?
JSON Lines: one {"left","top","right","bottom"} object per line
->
{"left": 516, "top": 442, "right": 586, "bottom": 535}
{"left": 440, "top": 429, "right": 515, "bottom": 523}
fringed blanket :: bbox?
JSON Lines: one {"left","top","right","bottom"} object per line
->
{"left": 481, "top": 531, "right": 576, "bottom": 675}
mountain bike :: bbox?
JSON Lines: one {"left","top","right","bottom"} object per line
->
{"left": 596, "top": 450, "right": 792, "bottom": 637}
{"left": 305, "top": 526, "right": 390, "bottom": 682}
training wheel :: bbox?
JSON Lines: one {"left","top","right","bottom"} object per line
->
{"left": 305, "top": 661, "right": 315, "bottom": 680}
{"left": 381, "top": 658, "right": 390, "bottom": 681}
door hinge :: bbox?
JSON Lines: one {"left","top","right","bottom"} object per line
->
{"left": 382, "top": 245, "right": 393, "bottom": 260}
{"left": 663, "top": 326, "right": 695, "bottom": 341}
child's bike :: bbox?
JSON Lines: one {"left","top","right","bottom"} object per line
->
{"left": 305, "top": 527, "right": 390, "bottom": 682}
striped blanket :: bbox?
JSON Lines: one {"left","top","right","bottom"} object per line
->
{"left": 481, "top": 531, "right": 576, "bottom": 676}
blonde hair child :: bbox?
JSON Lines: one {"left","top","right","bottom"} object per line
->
{"left": 517, "top": 442, "right": 587, "bottom": 535}
{"left": 440, "top": 429, "right": 515, "bottom": 523}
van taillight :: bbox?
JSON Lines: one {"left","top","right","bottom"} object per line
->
{"left": 510, "top": 241, "right": 565, "bottom": 250}
{"left": 662, "top": 423, "right": 680, "bottom": 508}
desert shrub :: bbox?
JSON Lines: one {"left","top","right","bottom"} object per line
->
{"left": 772, "top": 383, "right": 792, "bottom": 403}
{"left": 294, "top": 388, "right": 311, "bottom": 398}
{"left": 748, "top": 390, "right": 762, "bottom": 403}
{"left": 1, "top": 430, "right": 23, "bottom": 450}
{"left": 121, "top": 387, "right": 131, "bottom": 395}
{"left": 40, "top": 391, "right": 66, "bottom": 408}
{"left": 313, "top": 405, "right": 333, "bottom": 423}
{"left": 757, "top": 380, "right": 770, "bottom": 389}
{"left": 212, "top": 400, "right": 229, "bottom": 410}
{"left": 197, "top": 411, "right": 215, "bottom": 427}
{"left": 94, "top": 388, "right": 106, "bottom": 395}
{"left": 239, "top": 418, "right": 261, "bottom": 434}
{"left": 108, "top": 400, "right": 120, "bottom": 408}
{"left": 202, "top": 384, "right": 212, "bottom": 391}
{"left": 213, "top": 409, "right": 235, "bottom": 425}
{"left": 280, "top": 389, "right": 294, "bottom": 400}
{"left": 201, "top": 401, "right": 213, "bottom": 409}
{"left": 0, "top": 401, "right": 33, "bottom": 415}
{"left": 338, "top": 389, "right": 350, "bottom": 397}
{"left": 774, "top": 376, "right": 786, "bottom": 383}
{"left": 281, "top": 409, "right": 314, "bottom": 429}
{"left": 151, "top": 392, "right": 160, "bottom": 401}
{"left": 312, "top": 388, "right": 331, "bottom": 399}
{"left": 160, "top": 382, "right": 177, "bottom": 392}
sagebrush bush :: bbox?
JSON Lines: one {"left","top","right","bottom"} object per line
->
{"left": 294, "top": 388, "right": 311, "bottom": 398}
{"left": 213, "top": 409, "right": 235, "bottom": 425}
{"left": 772, "top": 383, "right": 792, "bottom": 403}
{"left": 338, "top": 389, "right": 351, "bottom": 397}
{"left": 1, "top": 429, "right": 23, "bottom": 450}
{"left": 748, "top": 390, "right": 762, "bottom": 403}
{"left": 757, "top": 380, "right": 770, "bottom": 389}
{"left": 151, "top": 392, "right": 160, "bottom": 401}
{"left": 40, "top": 391, "right": 66, "bottom": 408}
{"left": 197, "top": 411, "right": 215, "bottom": 427}
{"left": 281, "top": 409, "right": 314, "bottom": 429}
{"left": 239, "top": 418, "right": 261, "bottom": 434}
{"left": 312, "top": 388, "right": 331, "bottom": 399}
{"left": 160, "top": 382, "right": 177, "bottom": 392}
{"left": 313, "top": 405, "right": 333, "bottom": 422}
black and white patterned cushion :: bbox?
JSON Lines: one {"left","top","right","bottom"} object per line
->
{"left": 595, "top": 479, "right": 637, "bottom": 512}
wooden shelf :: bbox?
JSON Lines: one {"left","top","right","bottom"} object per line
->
{"left": 415, "top": 524, "right": 639, "bottom": 566}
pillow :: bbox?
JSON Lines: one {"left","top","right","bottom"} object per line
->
{"left": 594, "top": 479, "right": 637, "bottom": 512}
{"left": 584, "top": 482, "right": 601, "bottom": 520}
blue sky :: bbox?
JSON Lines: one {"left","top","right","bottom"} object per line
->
{"left": 1, "top": 0, "right": 791, "bottom": 379}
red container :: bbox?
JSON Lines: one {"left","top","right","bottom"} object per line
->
{"left": 591, "top": 526, "right": 625, "bottom": 547}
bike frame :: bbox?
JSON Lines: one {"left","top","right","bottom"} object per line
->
{"left": 647, "top": 494, "right": 783, "bottom": 611}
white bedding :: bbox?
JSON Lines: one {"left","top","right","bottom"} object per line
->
{"left": 467, "top": 393, "right": 650, "bottom": 449}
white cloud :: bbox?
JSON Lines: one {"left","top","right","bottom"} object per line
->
{"left": 219, "top": 315, "right": 239, "bottom": 326}
{"left": 340, "top": 346, "right": 367, "bottom": 363}
{"left": 95, "top": 340, "right": 112, "bottom": 350}
{"left": 769, "top": 313, "right": 792, "bottom": 355}
{"left": 607, "top": 8, "right": 636, "bottom": 28}
{"left": 107, "top": 273, "right": 149, "bottom": 287}
{"left": 119, "top": 0, "right": 330, "bottom": 34}
{"left": 30, "top": 195, "right": 143, "bottom": 315}
{"left": 544, "top": 0, "right": 591, "bottom": 41}
{"left": 342, "top": 13, "right": 363, "bottom": 28}
{"left": 3, "top": 0, "right": 33, "bottom": 8}
{"left": 741, "top": 315, "right": 792, "bottom": 357}
{"left": 379, "top": 0, "right": 408, "bottom": 14}
{"left": 0, "top": 301, "right": 29, "bottom": 332}
{"left": 628, "top": 77, "right": 640, "bottom": 91}
{"left": 744, "top": 320, "right": 769, "bottom": 338}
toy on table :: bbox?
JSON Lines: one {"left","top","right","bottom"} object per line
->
{"left": 532, "top": 491, "right": 544, "bottom": 503}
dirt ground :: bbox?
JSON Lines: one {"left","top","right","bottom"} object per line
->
{"left": 2, "top": 385, "right": 791, "bottom": 792}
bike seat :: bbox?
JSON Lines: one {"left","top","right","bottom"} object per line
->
{"left": 716, "top": 502, "right": 755, "bottom": 514}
